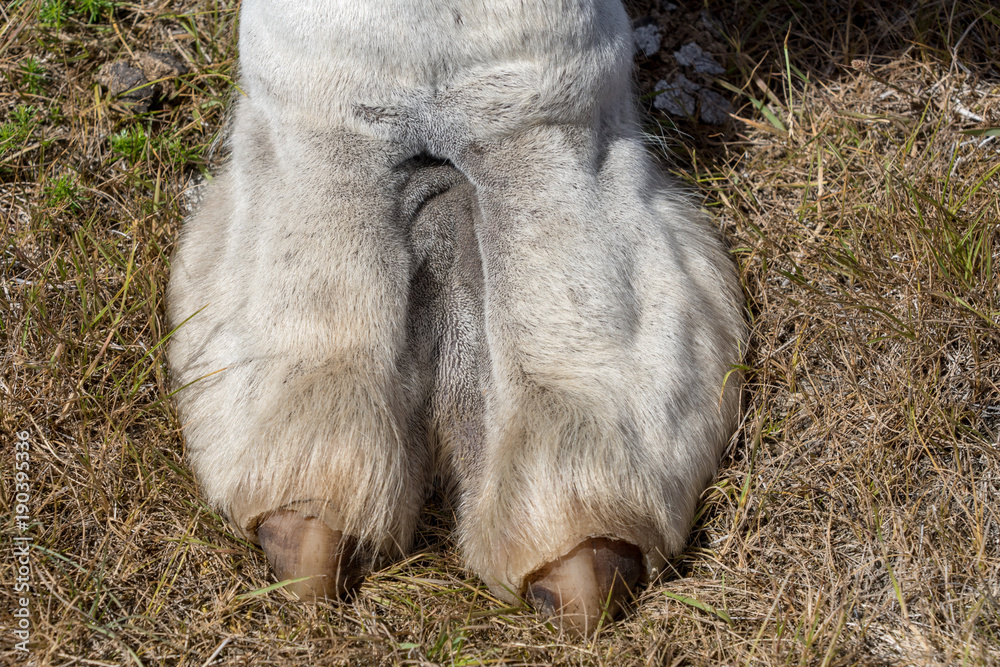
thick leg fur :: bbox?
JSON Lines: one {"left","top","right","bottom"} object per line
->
{"left": 168, "top": 104, "right": 431, "bottom": 557}
{"left": 168, "top": 0, "right": 746, "bottom": 621}
{"left": 409, "top": 137, "right": 744, "bottom": 600}
{"left": 463, "top": 144, "right": 743, "bottom": 598}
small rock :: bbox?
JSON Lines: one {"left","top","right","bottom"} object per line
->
{"left": 698, "top": 88, "right": 733, "bottom": 125}
{"left": 135, "top": 51, "right": 188, "bottom": 98}
{"left": 654, "top": 75, "right": 732, "bottom": 125}
{"left": 654, "top": 75, "right": 698, "bottom": 118}
{"left": 96, "top": 51, "right": 188, "bottom": 113}
{"left": 674, "top": 42, "right": 724, "bottom": 75}
{"left": 633, "top": 23, "right": 661, "bottom": 57}
{"left": 96, "top": 61, "right": 154, "bottom": 112}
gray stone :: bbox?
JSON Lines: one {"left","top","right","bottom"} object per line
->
{"left": 654, "top": 75, "right": 732, "bottom": 125}
{"left": 674, "top": 42, "right": 724, "bottom": 75}
{"left": 96, "top": 61, "right": 154, "bottom": 112}
{"left": 633, "top": 24, "right": 661, "bottom": 57}
{"left": 653, "top": 75, "right": 698, "bottom": 117}
{"left": 697, "top": 88, "right": 732, "bottom": 125}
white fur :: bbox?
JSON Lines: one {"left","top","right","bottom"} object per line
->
{"left": 168, "top": 0, "right": 745, "bottom": 602}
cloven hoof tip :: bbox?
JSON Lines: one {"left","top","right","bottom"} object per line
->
{"left": 256, "top": 507, "right": 364, "bottom": 601}
{"left": 523, "top": 537, "right": 644, "bottom": 635}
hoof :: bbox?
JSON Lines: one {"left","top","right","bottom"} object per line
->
{"left": 523, "top": 537, "right": 643, "bottom": 635}
{"left": 256, "top": 502, "right": 363, "bottom": 600}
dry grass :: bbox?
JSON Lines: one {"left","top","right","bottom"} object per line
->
{"left": 2, "top": 0, "right": 999, "bottom": 664}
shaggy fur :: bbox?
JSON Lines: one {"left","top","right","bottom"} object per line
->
{"left": 167, "top": 0, "right": 745, "bottom": 603}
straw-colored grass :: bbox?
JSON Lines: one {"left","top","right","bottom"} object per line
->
{"left": 2, "top": 0, "right": 998, "bottom": 664}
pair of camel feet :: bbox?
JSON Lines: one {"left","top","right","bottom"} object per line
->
{"left": 166, "top": 0, "right": 745, "bottom": 636}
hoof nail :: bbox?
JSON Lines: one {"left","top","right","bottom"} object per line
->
{"left": 256, "top": 504, "right": 363, "bottom": 600}
{"left": 524, "top": 537, "right": 643, "bottom": 635}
